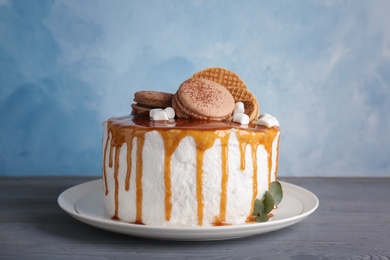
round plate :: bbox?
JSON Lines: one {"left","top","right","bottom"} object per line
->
{"left": 58, "top": 180, "right": 318, "bottom": 241}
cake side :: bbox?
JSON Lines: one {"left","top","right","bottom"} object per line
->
{"left": 102, "top": 114, "right": 280, "bottom": 226}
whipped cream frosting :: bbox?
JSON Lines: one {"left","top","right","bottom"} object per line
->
{"left": 102, "top": 114, "right": 280, "bottom": 227}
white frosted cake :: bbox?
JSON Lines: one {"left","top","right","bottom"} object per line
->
{"left": 102, "top": 68, "right": 281, "bottom": 227}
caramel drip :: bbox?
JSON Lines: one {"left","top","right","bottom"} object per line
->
{"left": 113, "top": 146, "right": 120, "bottom": 219}
{"left": 218, "top": 133, "right": 231, "bottom": 223}
{"left": 108, "top": 141, "right": 114, "bottom": 168}
{"left": 125, "top": 137, "right": 133, "bottom": 191}
{"left": 249, "top": 143, "right": 259, "bottom": 216}
{"left": 103, "top": 132, "right": 109, "bottom": 195}
{"left": 160, "top": 131, "right": 183, "bottom": 221}
{"left": 135, "top": 136, "right": 144, "bottom": 224}
{"left": 274, "top": 133, "right": 281, "bottom": 178}
{"left": 263, "top": 129, "right": 279, "bottom": 188}
{"left": 163, "top": 141, "right": 173, "bottom": 222}
{"left": 196, "top": 148, "right": 205, "bottom": 226}
{"left": 235, "top": 131, "right": 263, "bottom": 216}
{"left": 239, "top": 140, "right": 247, "bottom": 171}
{"left": 192, "top": 130, "right": 220, "bottom": 226}
{"left": 103, "top": 114, "right": 280, "bottom": 226}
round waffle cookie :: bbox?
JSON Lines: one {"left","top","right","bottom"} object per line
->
{"left": 191, "top": 67, "right": 247, "bottom": 89}
{"left": 227, "top": 86, "right": 259, "bottom": 122}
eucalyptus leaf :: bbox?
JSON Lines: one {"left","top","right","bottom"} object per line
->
{"left": 253, "top": 199, "right": 264, "bottom": 216}
{"left": 255, "top": 214, "right": 269, "bottom": 222}
{"left": 269, "top": 181, "right": 283, "bottom": 205}
{"left": 263, "top": 191, "right": 275, "bottom": 214}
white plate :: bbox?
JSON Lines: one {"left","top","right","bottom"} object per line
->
{"left": 58, "top": 179, "right": 318, "bottom": 241}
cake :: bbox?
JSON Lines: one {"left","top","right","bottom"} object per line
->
{"left": 102, "top": 68, "right": 281, "bottom": 227}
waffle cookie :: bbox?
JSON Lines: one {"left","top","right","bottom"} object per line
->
{"left": 191, "top": 67, "right": 247, "bottom": 89}
{"left": 227, "top": 86, "right": 259, "bottom": 121}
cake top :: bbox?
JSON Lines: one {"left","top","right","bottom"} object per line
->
{"left": 130, "top": 67, "right": 279, "bottom": 128}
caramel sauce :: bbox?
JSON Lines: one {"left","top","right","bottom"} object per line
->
{"left": 135, "top": 136, "right": 145, "bottom": 224}
{"left": 218, "top": 134, "right": 230, "bottom": 223}
{"left": 103, "top": 134, "right": 109, "bottom": 196}
{"left": 113, "top": 146, "right": 120, "bottom": 219}
{"left": 103, "top": 114, "right": 280, "bottom": 226}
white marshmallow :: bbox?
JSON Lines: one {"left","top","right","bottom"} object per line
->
{"left": 164, "top": 107, "right": 175, "bottom": 119}
{"left": 259, "top": 113, "right": 272, "bottom": 119}
{"left": 149, "top": 108, "right": 163, "bottom": 118}
{"left": 152, "top": 110, "right": 169, "bottom": 121}
{"left": 234, "top": 102, "right": 245, "bottom": 114}
{"left": 232, "top": 113, "right": 249, "bottom": 125}
{"left": 256, "top": 114, "right": 279, "bottom": 127}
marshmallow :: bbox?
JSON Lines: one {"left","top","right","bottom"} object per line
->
{"left": 164, "top": 107, "right": 175, "bottom": 119}
{"left": 256, "top": 113, "right": 279, "bottom": 127}
{"left": 152, "top": 110, "right": 169, "bottom": 121}
{"left": 234, "top": 102, "right": 245, "bottom": 114}
{"left": 259, "top": 113, "right": 272, "bottom": 119}
{"left": 149, "top": 108, "right": 163, "bottom": 118}
{"left": 232, "top": 113, "right": 249, "bottom": 125}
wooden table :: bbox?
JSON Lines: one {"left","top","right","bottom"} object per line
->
{"left": 1, "top": 177, "right": 389, "bottom": 259}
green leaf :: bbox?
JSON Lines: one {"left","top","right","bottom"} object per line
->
{"left": 269, "top": 181, "right": 283, "bottom": 205}
{"left": 253, "top": 199, "right": 264, "bottom": 215}
{"left": 255, "top": 214, "right": 269, "bottom": 222}
{"left": 263, "top": 191, "right": 275, "bottom": 214}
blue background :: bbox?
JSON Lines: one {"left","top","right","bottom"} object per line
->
{"left": 1, "top": 0, "right": 389, "bottom": 177}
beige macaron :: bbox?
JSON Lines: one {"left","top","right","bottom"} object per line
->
{"left": 173, "top": 78, "right": 235, "bottom": 121}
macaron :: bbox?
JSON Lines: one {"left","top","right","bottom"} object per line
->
{"left": 133, "top": 91, "right": 174, "bottom": 109}
{"left": 172, "top": 78, "right": 235, "bottom": 121}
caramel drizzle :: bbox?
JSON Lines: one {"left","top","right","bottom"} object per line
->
{"left": 125, "top": 138, "right": 133, "bottom": 191}
{"left": 135, "top": 136, "right": 144, "bottom": 224}
{"left": 160, "top": 131, "right": 182, "bottom": 221}
{"left": 196, "top": 148, "right": 205, "bottom": 226}
{"left": 250, "top": 143, "right": 259, "bottom": 216}
{"left": 113, "top": 146, "right": 120, "bottom": 219}
{"left": 218, "top": 133, "right": 230, "bottom": 223}
{"left": 103, "top": 116, "right": 279, "bottom": 226}
{"left": 235, "top": 129, "right": 279, "bottom": 215}
{"left": 103, "top": 132, "right": 109, "bottom": 195}
{"left": 274, "top": 133, "right": 281, "bottom": 178}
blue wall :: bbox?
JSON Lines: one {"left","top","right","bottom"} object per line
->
{"left": 1, "top": 0, "right": 389, "bottom": 176}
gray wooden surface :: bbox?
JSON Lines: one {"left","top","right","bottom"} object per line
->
{"left": 0, "top": 176, "right": 389, "bottom": 259}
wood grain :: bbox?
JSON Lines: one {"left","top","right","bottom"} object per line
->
{"left": 0, "top": 176, "right": 389, "bottom": 259}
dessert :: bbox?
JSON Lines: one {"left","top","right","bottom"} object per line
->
{"left": 172, "top": 78, "right": 235, "bottom": 121}
{"left": 131, "top": 91, "right": 174, "bottom": 114}
{"left": 102, "top": 68, "right": 281, "bottom": 227}
{"left": 226, "top": 86, "right": 259, "bottom": 121}
{"left": 191, "top": 67, "right": 247, "bottom": 89}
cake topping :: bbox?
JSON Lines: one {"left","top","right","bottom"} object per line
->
{"left": 226, "top": 86, "right": 259, "bottom": 122}
{"left": 172, "top": 78, "right": 235, "bottom": 121}
{"left": 234, "top": 101, "right": 245, "bottom": 114}
{"left": 232, "top": 112, "right": 250, "bottom": 125}
{"left": 191, "top": 67, "right": 247, "bottom": 89}
{"left": 256, "top": 113, "right": 280, "bottom": 128}
{"left": 150, "top": 109, "right": 169, "bottom": 121}
{"left": 149, "top": 107, "right": 175, "bottom": 121}
{"left": 132, "top": 90, "right": 174, "bottom": 114}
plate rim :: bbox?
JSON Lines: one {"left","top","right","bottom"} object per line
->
{"left": 58, "top": 179, "right": 319, "bottom": 240}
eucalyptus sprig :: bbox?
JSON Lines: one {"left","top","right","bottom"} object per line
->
{"left": 252, "top": 181, "right": 283, "bottom": 222}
